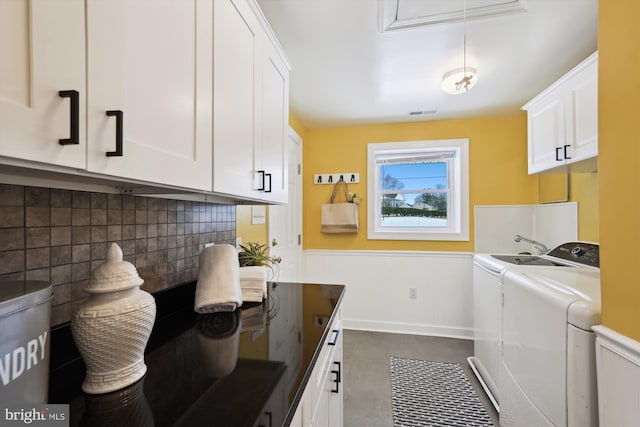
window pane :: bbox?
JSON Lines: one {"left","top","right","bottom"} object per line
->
{"left": 380, "top": 162, "right": 447, "bottom": 191}
{"left": 380, "top": 191, "right": 448, "bottom": 227}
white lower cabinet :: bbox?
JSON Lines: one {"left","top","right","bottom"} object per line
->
{"left": 292, "top": 309, "right": 343, "bottom": 427}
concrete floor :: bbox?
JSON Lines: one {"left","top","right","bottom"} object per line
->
{"left": 343, "top": 329, "right": 500, "bottom": 427}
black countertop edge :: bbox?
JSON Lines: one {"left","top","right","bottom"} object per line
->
{"left": 282, "top": 283, "right": 345, "bottom": 426}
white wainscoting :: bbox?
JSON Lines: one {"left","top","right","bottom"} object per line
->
{"left": 303, "top": 250, "right": 474, "bottom": 339}
{"left": 593, "top": 325, "right": 640, "bottom": 427}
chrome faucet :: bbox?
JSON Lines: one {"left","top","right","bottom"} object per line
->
{"left": 514, "top": 234, "right": 549, "bottom": 255}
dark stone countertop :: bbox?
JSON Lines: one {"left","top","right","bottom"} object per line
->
{"left": 48, "top": 281, "right": 345, "bottom": 427}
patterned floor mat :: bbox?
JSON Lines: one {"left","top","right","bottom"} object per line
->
{"left": 389, "top": 357, "right": 494, "bottom": 427}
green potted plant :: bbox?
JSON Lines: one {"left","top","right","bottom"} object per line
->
{"left": 238, "top": 242, "right": 281, "bottom": 279}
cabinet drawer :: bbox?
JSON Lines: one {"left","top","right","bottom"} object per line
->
{"left": 309, "top": 313, "right": 342, "bottom": 421}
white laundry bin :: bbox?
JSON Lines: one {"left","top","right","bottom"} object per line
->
{"left": 0, "top": 281, "right": 53, "bottom": 406}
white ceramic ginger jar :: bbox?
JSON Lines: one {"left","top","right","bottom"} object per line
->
{"left": 71, "top": 243, "right": 156, "bottom": 394}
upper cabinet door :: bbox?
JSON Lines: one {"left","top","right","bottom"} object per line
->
{"left": 565, "top": 58, "right": 598, "bottom": 163}
{"left": 212, "top": 0, "right": 258, "bottom": 199}
{"left": 527, "top": 96, "right": 565, "bottom": 174}
{"left": 212, "top": 0, "right": 291, "bottom": 203}
{"left": 0, "top": 0, "right": 87, "bottom": 169}
{"left": 257, "top": 40, "right": 290, "bottom": 204}
{"left": 86, "top": 0, "right": 213, "bottom": 191}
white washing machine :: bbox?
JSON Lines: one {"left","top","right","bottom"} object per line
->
{"left": 470, "top": 242, "right": 599, "bottom": 418}
{"left": 470, "top": 253, "right": 509, "bottom": 411}
{"left": 500, "top": 264, "right": 600, "bottom": 427}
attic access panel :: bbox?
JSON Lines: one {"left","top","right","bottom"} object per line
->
{"left": 380, "top": 0, "right": 527, "bottom": 32}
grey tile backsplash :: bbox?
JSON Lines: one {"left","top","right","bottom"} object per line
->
{"left": 0, "top": 184, "right": 236, "bottom": 327}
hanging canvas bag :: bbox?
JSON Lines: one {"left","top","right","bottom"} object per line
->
{"left": 321, "top": 180, "right": 358, "bottom": 234}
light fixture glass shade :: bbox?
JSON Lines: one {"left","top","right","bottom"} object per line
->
{"left": 441, "top": 67, "right": 478, "bottom": 95}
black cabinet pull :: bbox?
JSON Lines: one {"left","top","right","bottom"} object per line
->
{"left": 58, "top": 90, "right": 79, "bottom": 146}
{"left": 555, "top": 147, "right": 563, "bottom": 161}
{"left": 563, "top": 144, "right": 571, "bottom": 159}
{"left": 265, "top": 173, "right": 272, "bottom": 193}
{"left": 331, "top": 361, "right": 341, "bottom": 394}
{"left": 328, "top": 329, "right": 340, "bottom": 346}
{"left": 106, "top": 110, "right": 123, "bottom": 157}
{"left": 257, "top": 170, "right": 265, "bottom": 191}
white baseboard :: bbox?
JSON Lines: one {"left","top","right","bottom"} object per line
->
{"left": 343, "top": 318, "right": 473, "bottom": 340}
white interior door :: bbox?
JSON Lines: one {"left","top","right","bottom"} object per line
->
{"left": 268, "top": 127, "right": 302, "bottom": 282}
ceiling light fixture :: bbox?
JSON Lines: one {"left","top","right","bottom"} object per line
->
{"left": 441, "top": 0, "right": 477, "bottom": 95}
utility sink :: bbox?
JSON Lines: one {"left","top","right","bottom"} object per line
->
{"left": 490, "top": 254, "right": 568, "bottom": 266}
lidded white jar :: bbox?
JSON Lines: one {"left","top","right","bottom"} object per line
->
{"left": 71, "top": 243, "right": 156, "bottom": 394}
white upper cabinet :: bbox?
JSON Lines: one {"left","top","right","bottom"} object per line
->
{"left": 213, "top": 0, "right": 290, "bottom": 203}
{"left": 0, "top": 0, "right": 87, "bottom": 169}
{"left": 0, "top": 0, "right": 290, "bottom": 201}
{"left": 523, "top": 52, "right": 598, "bottom": 174}
{"left": 212, "top": 0, "right": 258, "bottom": 199}
{"left": 256, "top": 35, "right": 290, "bottom": 204}
{"left": 86, "top": 0, "right": 213, "bottom": 191}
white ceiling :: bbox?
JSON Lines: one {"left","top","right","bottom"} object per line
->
{"left": 256, "top": 0, "right": 598, "bottom": 129}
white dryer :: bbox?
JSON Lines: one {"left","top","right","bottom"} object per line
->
{"left": 500, "top": 266, "right": 600, "bottom": 427}
{"left": 470, "top": 241, "right": 599, "bottom": 415}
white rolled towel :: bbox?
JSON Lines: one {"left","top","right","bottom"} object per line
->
{"left": 239, "top": 266, "right": 267, "bottom": 281}
{"left": 241, "top": 289, "right": 264, "bottom": 303}
{"left": 195, "top": 244, "right": 242, "bottom": 313}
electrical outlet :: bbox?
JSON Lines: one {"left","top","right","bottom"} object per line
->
{"left": 199, "top": 242, "right": 215, "bottom": 253}
{"left": 409, "top": 287, "right": 418, "bottom": 299}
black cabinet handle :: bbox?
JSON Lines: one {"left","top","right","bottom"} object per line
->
{"left": 331, "top": 361, "right": 341, "bottom": 394}
{"left": 106, "top": 110, "right": 123, "bottom": 157}
{"left": 328, "top": 329, "right": 340, "bottom": 346}
{"left": 265, "top": 173, "right": 272, "bottom": 193}
{"left": 563, "top": 144, "right": 571, "bottom": 159}
{"left": 257, "top": 170, "right": 265, "bottom": 191}
{"left": 58, "top": 90, "right": 79, "bottom": 146}
{"left": 555, "top": 147, "right": 563, "bottom": 161}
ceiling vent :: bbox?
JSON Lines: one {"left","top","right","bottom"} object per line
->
{"left": 379, "top": 0, "right": 527, "bottom": 32}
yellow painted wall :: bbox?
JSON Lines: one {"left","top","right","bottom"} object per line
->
{"left": 598, "top": 1, "right": 640, "bottom": 340}
{"left": 302, "top": 114, "right": 537, "bottom": 251}
{"left": 569, "top": 172, "right": 599, "bottom": 242}
{"left": 236, "top": 205, "right": 268, "bottom": 246}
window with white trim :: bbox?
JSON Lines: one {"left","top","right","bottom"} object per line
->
{"left": 367, "top": 139, "right": 469, "bottom": 241}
